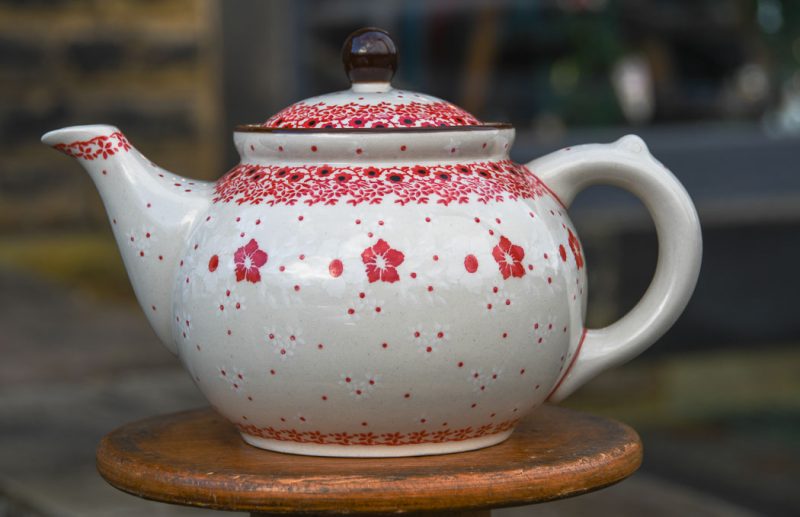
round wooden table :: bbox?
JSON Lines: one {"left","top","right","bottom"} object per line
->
{"left": 96, "top": 405, "right": 642, "bottom": 516}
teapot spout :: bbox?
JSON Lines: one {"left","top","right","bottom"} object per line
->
{"left": 42, "top": 125, "right": 212, "bottom": 354}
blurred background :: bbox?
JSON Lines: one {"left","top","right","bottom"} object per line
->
{"left": 1, "top": 0, "right": 798, "bottom": 515}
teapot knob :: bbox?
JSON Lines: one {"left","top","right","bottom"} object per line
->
{"left": 342, "top": 27, "right": 397, "bottom": 84}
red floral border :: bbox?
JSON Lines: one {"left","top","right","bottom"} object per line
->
{"left": 213, "top": 160, "right": 551, "bottom": 206}
{"left": 53, "top": 132, "right": 131, "bottom": 160}
{"left": 236, "top": 418, "right": 518, "bottom": 446}
{"left": 263, "top": 101, "right": 482, "bottom": 129}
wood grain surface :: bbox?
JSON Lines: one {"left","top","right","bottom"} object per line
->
{"left": 96, "top": 405, "right": 642, "bottom": 515}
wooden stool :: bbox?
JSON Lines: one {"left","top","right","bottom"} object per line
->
{"left": 96, "top": 405, "right": 642, "bottom": 516}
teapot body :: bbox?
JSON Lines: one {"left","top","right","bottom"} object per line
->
{"left": 171, "top": 130, "right": 587, "bottom": 456}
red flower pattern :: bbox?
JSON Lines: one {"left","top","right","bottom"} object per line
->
{"left": 234, "top": 238, "right": 268, "bottom": 283}
{"left": 263, "top": 101, "right": 481, "bottom": 129}
{"left": 567, "top": 228, "right": 584, "bottom": 270}
{"left": 492, "top": 236, "right": 525, "bottom": 279}
{"left": 53, "top": 132, "right": 131, "bottom": 161}
{"left": 213, "top": 160, "right": 551, "bottom": 207}
{"left": 235, "top": 418, "right": 519, "bottom": 446}
{"left": 361, "top": 239, "right": 405, "bottom": 283}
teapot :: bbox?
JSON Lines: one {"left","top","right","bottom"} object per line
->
{"left": 42, "top": 28, "right": 701, "bottom": 457}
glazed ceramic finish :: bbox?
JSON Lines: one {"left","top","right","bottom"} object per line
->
{"left": 41, "top": 28, "right": 702, "bottom": 457}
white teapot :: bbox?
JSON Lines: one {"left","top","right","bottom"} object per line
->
{"left": 42, "top": 28, "right": 701, "bottom": 457}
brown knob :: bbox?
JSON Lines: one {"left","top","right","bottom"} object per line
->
{"left": 342, "top": 27, "right": 397, "bottom": 84}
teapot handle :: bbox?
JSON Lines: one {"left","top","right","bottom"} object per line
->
{"left": 527, "top": 135, "right": 702, "bottom": 402}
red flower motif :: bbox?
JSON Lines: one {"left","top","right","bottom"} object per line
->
{"left": 492, "top": 236, "right": 525, "bottom": 279}
{"left": 567, "top": 228, "right": 584, "bottom": 269}
{"left": 361, "top": 239, "right": 405, "bottom": 283}
{"left": 234, "top": 238, "right": 268, "bottom": 283}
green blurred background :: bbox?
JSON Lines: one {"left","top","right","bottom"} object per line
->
{"left": 1, "top": 0, "right": 798, "bottom": 515}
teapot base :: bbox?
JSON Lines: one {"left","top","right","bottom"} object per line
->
{"left": 239, "top": 429, "right": 514, "bottom": 457}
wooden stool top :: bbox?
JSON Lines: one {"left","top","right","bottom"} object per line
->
{"left": 97, "top": 405, "right": 642, "bottom": 515}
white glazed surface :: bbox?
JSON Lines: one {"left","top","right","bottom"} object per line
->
{"left": 41, "top": 122, "right": 700, "bottom": 457}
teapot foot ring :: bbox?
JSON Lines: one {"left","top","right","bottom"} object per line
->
{"left": 238, "top": 429, "right": 514, "bottom": 458}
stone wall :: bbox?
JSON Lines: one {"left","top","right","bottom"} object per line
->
{"left": 0, "top": 0, "right": 224, "bottom": 232}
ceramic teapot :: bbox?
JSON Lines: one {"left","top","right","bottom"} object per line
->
{"left": 42, "top": 28, "right": 701, "bottom": 457}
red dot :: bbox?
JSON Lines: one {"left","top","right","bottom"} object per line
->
{"left": 400, "top": 145, "right": 407, "bottom": 151}
{"left": 293, "top": 285, "right": 300, "bottom": 291}
{"left": 311, "top": 145, "right": 317, "bottom": 152}
{"left": 457, "top": 361, "right": 464, "bottom": 367}
{"left": 427, "top": 285, "right": 434, "bottom": 292}
{"left": 279, "top": 265, "right": 286, "bottom": 272}
{"left": 139, "top": 251, "right": 144, "bottom": 257}
{"left": 158, "top": 255, "right": 163, "bottom": 261}
{"left": 432, "top": 254, "right": 439, "bottom": 261}
{"left": 298, "top": 215, "right": 304, "bottom": 221}
{"left": 347, "top": 308, "right": 355, "bottom": 315}
{"left": 382, "top": 342, "right": 388, "bottom": 348}
{"left": 318, "top": 343, "right": 324, "bottom": 349}
{"left": 410, "top": 272, "right": 417, "bottom": 279}
{"left": 520, "top": 368, "right": 526, "bottom": 375}
{"left": 329, "top": 259, "right": 343, "bottom": 277}
{"left": 474, "top": 217, "right": 480, "bottom": 223}
{"left": 361, "top": 421, "right": 368, "bottom": 426}
{"left": 270, "top": 369, "right": 276, "bottom": 375}
{"left": 404, "top": 393, "right": 410, "bottom": 398}
{"left": 547, "top": 277, "right": 553, "bottom": 284}
{"left": 559, "top": 244, "right": 568, "bottom": 262}
{"left": 356, "top": 148, "right": 362, "bottom": 154}
{"left": 375, "top": 306, "right": 381, "bottom": 313}
{"left": 464, "top": 254, "right": 479, "bottom": 273}
{"left": 471, "top": 403, "right": 477, "bottom": 408}
{"left": 322, "top": 395, "right": 328, "bottom": 401}
{"left": 425, "top": 217, "right": 431, "bottom": 223}
{"left": 208, "top": 255, "right": 219, "bottom": 272}
{"left": 298, "top": 254, "right": 305, "bottom": 260}
{"left": 278, "top": 146, "right": 284, "bottom": 151}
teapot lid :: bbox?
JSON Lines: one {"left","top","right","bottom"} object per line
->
{"left": 252, "top": 28, "right": 495, "bottom": 131}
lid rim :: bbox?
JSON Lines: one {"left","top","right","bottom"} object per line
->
{"left": 235, "top": 123, "right": 513, "bottom": 134}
